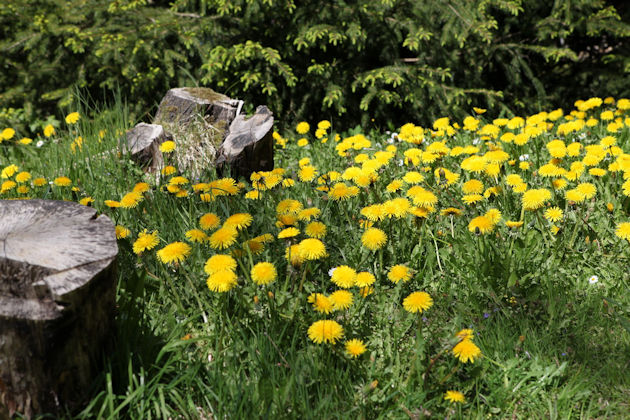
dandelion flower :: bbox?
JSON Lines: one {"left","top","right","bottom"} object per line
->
{"left": 307, "top": 320, "right": 344, "bottom": 344}
{"left": 115, "top": 225, "right": 130, "bottom": 239}
{"left": 285, "top": 244, "right": 303, "bottom": 266}
{"left": 298, "top": 207, "right": 321, "bottom": 221}
{"left": 330, "top": 290, "right": 353, "bottom": 310}
{"left": 65, "top": 112, "right": 80, "bottom": 124}
{"left": 204, "top": 254, "right": 237, "bottom": 275}
{"left": 615, "top": 222, "right": 630, "bottom": 241}
{"left": 455, "top": 329, "right": 474, "bottom": 341}
{"left": 355, "top": 272, "right": 375, "bottom": 287}
{"left": 403, "top": 291, "right": 433, "bottom": 313}
{"left": 544, "top": 207, "right": 563, "bottom": 222}
{"left": 468, "top": 216, "right": 493, "bottom": 235}
{"left": 277, "top": 199, "right": 303, "bottom": 215}
{"left": 331, "top": 266, "right": 357, "bottom": 288}
{"left": 185, "top": 229, "right": 208, "bottom": 243}
{"left": 361, "top": 227, "right": 387, "bottom": 251}
{"left": 206, "top": 270, "right": 238, "bottom": 292}
{"left": 565, "top": 188, "right": 586, "bottom": 203}
{"left": 444, "top": 390, "right": 465, "bottom": 403}
{"left": 278, "top": 227, "right": 300, "bottom": 239}
{"left": 251, "top": 262, "right": 277, "bottom": 285}
{"left": 156, "top": 242, "right": 191, "bottom": 264}
{"left": 224, "top": 213, "right": 253, "bottom": 230}
{"left": 462, "top": 194, "right": 484, "bottom": 205}
{"left": 296, "top": 121, "right": 310, "bottom": 134}
{"left": 209, "top": 226, "right": 238, "bottom": 249}
{"left": 53, "top": 176, "right": 72, "bottom": 187}
{"left": 298, "top": 165, "right": 317, "bottom": 182}
{"left": 305, "top": 221, "right": 327, "bottom": 238}
{"left": 199, "top": 213, "right": 220, "bottom": 230}
{"left": 298, "top": 238, "right": 327, "bottom": 260}
{"left": 388, "top": 264, "right": 412, "bottom": 284}
{"left": 133, "top": 230, "right": 159, "bottom": 254}
{"left": 120, "top": 191, "right": 143, "bottom": 209}
{"left": 104, "top": 200, "right": 121, "bottom": 208}
{"left": 462, "top": 179, "right": 484, "bottom": 194}
{"left": 576, "top": 182, "right": 596, "bottom": 200}
{"left": 308, "top": 293, "right": 333, "bottom": 314}
{"left": 159, "top": 140, "right": 176, "bottom": 153}
{"left": 43, "top": 124, "right": 55, "bottom": 137}
{"left": 452, "top": 339, "right": 482, "bottom": 363}
{"left": 522, "top": 188, "right": 552, "bottom": 210}
{"left": 15, "top": 172, "right": 31, "bottom": 183}
{"left": 345, "top": 339, "right": 366, "bottom": 358}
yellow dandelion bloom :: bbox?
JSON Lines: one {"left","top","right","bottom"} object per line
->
{"left": 331, "top": 266, "right": 357, "bottom": 288}
{"left": 308, "top": 293, "right": 333, "bottom": 314}
{"left": 455, "top": 329, "right": 474, "bottom": 341}
{"left": 544, "top": 207, "right": 563, "bottom": 222}
{"left": 32, "top": 177, "right": 46, "bottom": 187}
{"left": 444, "top": 390, "right": 465, "bottom": 403}
{"left": 298, "top": 238, "right": 327, "bottom": 260}
{"left": 452, "top": 339, "right": 482, "bottom": 363}
{"left": 159, "top": 140, "right": 176, "bottom": 153}
{"left": 199, "top": 213, "right": 221, "bottom": 230}
{"left": 468, "top": 216, "right": 493, "bottom": 234}
{"left": 298, "top": 165, "right": 318, "bottom": 182}
{"left": 120, "top": 191, "right": 143, "bottom": 209}
{"left": 285, "top": 244, "right": 303, "bottom": 266}
{"left": 403, "top": 291, "right": 433, "bottom": 313}
{"left": 305, "top": 221, "right": 327, "bottom": 239}
{"left": 156, "top": 242, "right": 191, "bottom": 264}
{"left": 522, "top": 188, "right": 552, "bottom": 210}
{"left": 224, "top": 213, "right": 253, "bottom": 230}
{"left": 278, "top": 227, "right": 300, "bottom": 239}
{"left": 65, "top": 112, "right": 80, "bottom": 124}
{"left": 53, "top": 176, "right": 72, "bottom": 187}
{"left": 308, "top": 319, "right": 344, "bottom": 344}
{"left": 277, "top": 199, "right": 303, "bottom": 215}
{"left": 79, "top": 197, "right": 94, "bottom": 206}
{"left": 15, "top": 171, "right": 31, "bottom": 183}
{"left": 355, "top": 272, "right": 375, "bottom": 287}
{"left": 104, "top": 200, "right": 121, "bottom": 208}
{"left": 330, "top": 290, "right": 353, "bottom": 311}
{"left": 43, "top": 124, "right": 55, "bottom": 137}
{"left": 185, "top": 229, "right": 208, "bottom": 243}
{"left": 209, "top": 226, "right": 238, "bottom": 249}
{"left": 462, "top": 194, "right": 484, "bottom": 205}
{"left": 133, "top": 230, "right": 159, "bottom": 254}
{"left": 361, "top": 227, "right": 387, "bottom": 251}
{"left": 251, "top": 262, "right": 277, "bottom": 285}
{"left": 298, "top": 207, "right": 321, "bottom": 221}
{"left": 345, "top": 339, "right": 366, "bottom": 358}
{"left": 462, "top": 179, "right": 484, "bottom": 194}
{"left": 296, "top": 121, "right": 310, "bottom": 134}
{"left": 206, "top": 270, "right": 238, "bottom": 292}
{"left": 204, "top": 254, "right": 237, "bottom": 275}
{"left": 388, "top": 264, "right": 412, "bottom": 284}
{"left": 115, "top": 225, "right": 130, "bottom": 239}
{"left": 505, "top": 220, "right": 524, "bottom": 228}
{"left": 615, "top": 222, "right": 630, "bottom": 241}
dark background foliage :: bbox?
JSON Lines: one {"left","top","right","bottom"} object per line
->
{"left": 1, "top": 0, "right": 629, "bottom": 131}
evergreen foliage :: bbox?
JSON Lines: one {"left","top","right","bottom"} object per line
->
{"left": 1, "top": 0, "right": 629, "bottom": 129}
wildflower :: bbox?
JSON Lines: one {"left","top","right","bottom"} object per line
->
{"left": 251, "top": 262, "right": 277, "bottom": 285}
{"left": 361, "top": 228, "right": 387, "bottom": 251}
{"left": 277, "top": 199, "right": 303, "bottom": 215}
{"left": 199, "top": 213, "right": 220, "bottom": 230}
{"left": 462, "top": 194, "right": 484, "bottom": 205}
{"left": 185, "top": 229, "right": 208, "bottom": 243}
{"left": 565, "top": 189, "right": 586, "bottom": 203}
{"left": 157, "top": 242, "right": 191, "bottom": 264}
{"left": 298, "top": 165, "right": 318, "bottom": 182}
{"left": 43, "top": 124, "right": 55, "bottom": 137}
{"left": 588, "top": 275, "right": 599, "bottom": 285}
{"left": 505, "top": 220, "right": 524, "bottom": 228}
{"left": 328, "top": 290, "right": 352, "bottom": 311}
{"left": 224, "top": 213, "right": 253, "bottom": 230}
{"left": 159, "top": 140, "right": 176, "bottom": 153}
{"left": 65, "top": 112, "right": 80, "bottom": 124}
{"left": 452, "top": 339, "right": 482, "bottom": 363}
{"left": 403, "top": 291, "right": 433, "bottom": 313}
{"left": 305, "top": 221, "right": 326, "bottom": 238}
{"left": 468, "top": 216, "right": 493, "bottom": 234}
{"left": 115, "top": 225, "right": 130, "bottom": 239}
{"left": 162, "top": 165, "right": 176, "bottom": 176}
{"left": 209, "top": 227, "right": 238, "bottom": 249}
{"left": 298, "top": 207, "right": 321, "bottom": 221}
{"left": 331, "top": 266, "right": 357, "bottom": 288}
{"left": 206, "top": 270, "right": 238, "bottom": 292}
{"left": 120, "top": 191, "right": 143, "bottom": 208}
{"left": 204, "top": 254, "right": 237, "bottom": 275}
{"left": 387, "top": 264, "right": 412, "bottom": 284}
{"left": 278, "top": 227, "right": 300, "bottom": 239}
{"left": 544, "top": 207, "right": 563, "bottom": 222}
{"left": 104, "top": 200, "right": 121, "bottom": 208}
{"left": 285, "top": 244, "right": 303, "bottom": 266}
{"left": 615, "top": 222, "right": 630, "bottom": 241}
{"left": 441, "top": 207, "right": 462, "bottom": 217}
{"left": 79, "top": 197, "right": 94, "bottom": 206}
{"left": 13, "top": 171, "right": 30, "bottom": 183}
{"left": 19, "top": 137, "right": 32, "bottom": 145}
{"left": 406, "top": 186, "right": 438, "bottom": 207}
{"left": 444, "top": 390, "right": 466, "bottom": 404}
{"left": 455, "top": 329, "right": 474, "bottom": 341}
{"left": 53, "top": 176, "right": 72, "bottom": 187}
{"left": 133, "top": 230, "right": 159, "bottom": 254}
{"left": 1, "top": 180, "right": 16, "bottom": 193}
{"left": 317, "top": 120, "right": 331, "bottom": 130}
{"left": 355, "top": 272, "right": 375, "bottom": 287}
{"left": 308, "top": 293, "right": 333, "bottom": 314}
{"left": 169, "top": 176, "right": 189, "bottom": 186}
{"left": 296, "top": 121, "right": 310, "bottom": 134}
{"left": 298, "top": 238, "right": 327, "bottom": 260}
{"left": 522, "top": 188, "right": 552, "bottom": 210}
{"left": 307, "top": 320, "right": 344, "bottom": 344}
{"left": 462, "top": 179, "right": 484, "bottom": 194}
{"left": 345, "top": 339, "right": 366, "bottom": 358}
{"left": 576, "top": 182, "right": 596, "bottom": 200}
{"left": 133, "top": 182, "right": 150, "bottom": 193}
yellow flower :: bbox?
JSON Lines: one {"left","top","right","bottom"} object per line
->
{"left": 387, "top": 264, "right": 412, "bottom": 284}
{"left": 615, "top": 222, "right": 630, "bottom": 241}
{"left": 115, "top": 225, "right": 130, "bottom": 239}
{"left": 79, "top": 197, "right": 94, "bottom": 206}
{"left": 206, "top": 270, "right": 238, "bottom": 292}
{"left": 251, "top": 262, "right": 277, "bottom": 285}
{"left": 361, "top": 227, "right": 387, "bottom": 251}
{"left": 278, "top": 227, "right": 300, "bottom": 239}
{"left": 159, "top": 140, "right": 176, "bottom": 153}
{"left": 133, "top": 230, "right": 159, "bottom": 254}
{"left": 185, "top": 229, "right": 209, "bottom": 243}
{"left": 285, "top": 244, "right": 303, "bottom": 267}
{"left": 133, "top": 182, "right": 150, "bottom": 193}
{"left": 505, "top": 220, "right": 524, "bottom": 228}
{"left": 224, "top": 213, "right": 253, "bottom": 230}
{"left": 65, "top": 112, "right": 80, "bottom": 124}
{"left": 307, "top": 320, "right": 344, "bottom": 344}
{"left": 156, "top": 242, "right": 191, "bottom": 264}
{"left": 305, "top": 221, "right": 327, "bottom": 239}
{"left": 468, "top": 216, "right": 493, "bottom": 234}
{"left": 199, "top": 213, "right": 221, "bottom": 230}
{"left": 298, "top": 165, "right": 318, "bottom": 182}
{"left": 1, "top": 128, "right": 16, "bottom": 140}
{"left": 344, "top": 339, "right": 366, "bottom": 358}
{"left": 209, "top": 226, "right": 238, "bottom": 249}
{"left": 162, "top": 165, "right": 176, "bottom": 176}
{"left": 403, "top": 291, "right": 433, "bottom": 313}
{"left": 330, "top": 290, "right": 353, "bottom": 310}
{"left": 298, "top": 238, "right": 327, "bottom": 260}
{"left": 297, "top": 138, "right": 309, "bottom": 147}
{"left": 204, "top": 254, "right": 237, "bottom": 275}
{"left": 331, "top": 266, "right": 357, "bottom": 288}
{"left": 462, "top": 194, "right": 484, "bottom": 205}
{"left": 462, "top": 179, "right": 484, "bottom": 194}
{"left": 1, "top": 180, "right": 17, "bottom": 193}
{"left": 296, "top": 121, "right": 310, "bottom": 134}
{"left": 277, "top": 199, "right": 303, "bottom": 215}
{"left": 521, "top": 188, "right": 552, "bottom": 210}
{"left": 43, "top": 124, "right": 55, "bottom": 137}
{"left": 19, "top": 137, "right": 32, "bottom": 145}
{"left": 53, "top": 176, "right": 72, "bottom": 187}
{"left": 104, "top": 200, "right": 121, "bottom": 208}
{"left": 120, "top": 191, "right": 143, "bottom": 209}
{"left": 444, "top": 390, "right": 465, "bottom": 403}
{"left": 543, "top": 207, "right": 563, "bottom": 222}
{"left": 1, "top": 164, "right": 18, "bottom": 179}
{"left": 452, "top": 339, "right": 482, "bottom": 363}
{"left": 355, "top": 272, "right": 375, "bottom": 287}
{"left": 455, "top": 329, "right": 474, "bottom": 341}
{"left": 15, "top": 171, "right": 31, "bottom": 183}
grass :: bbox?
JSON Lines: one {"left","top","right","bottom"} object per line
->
{"left": 1, "top": 97, "right": 630, "bottom": 419}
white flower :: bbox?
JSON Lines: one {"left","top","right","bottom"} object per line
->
{"left": 328, "top": 267, "right": 337, "bottom": 277}
{"left": 36, "top": 140, "right": 45, "bottom": 148}
{"left": 519, "top": 154, "right": 529, "bottom": 161}
{"left": 588, "top": 275, "right": 598, "bottom": 284}
{"left": 398, "top": 159, "right": 404, "bottom": 166}
{"left": 472, "top": 138, "right": 481, "bottom": 145}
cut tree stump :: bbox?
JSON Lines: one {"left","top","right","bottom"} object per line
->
{"left": 153, "top": 87, "right": 243, "bottom": 126}
{"left": 126, "top": 122, "right": 172, "bottom": 172}
{"left": 0, "top": 199, "right": 118, "bottom": 419}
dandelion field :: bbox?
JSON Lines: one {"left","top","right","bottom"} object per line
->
{"left": 2, "top": 97, "right": 630, "bottom": 418}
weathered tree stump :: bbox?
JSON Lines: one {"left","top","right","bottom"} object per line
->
{"left": 126, "top": 122, "right": 171, "bottom": 171}
{"left": 153, "top": 87, "right": 243, "bottom": 126}
{"left": 0, "top": 200, "right": 118, "bottom": 419}
{"left": 215, "top": 105, "right": 274, "bottom": 181}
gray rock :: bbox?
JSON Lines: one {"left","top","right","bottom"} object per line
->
{"left": 216, "top": 105, "right": 274, "bottom": 181}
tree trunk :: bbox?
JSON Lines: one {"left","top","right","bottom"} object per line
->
{"left": 0, "top": 199, "right": 118, "bottom": 419}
